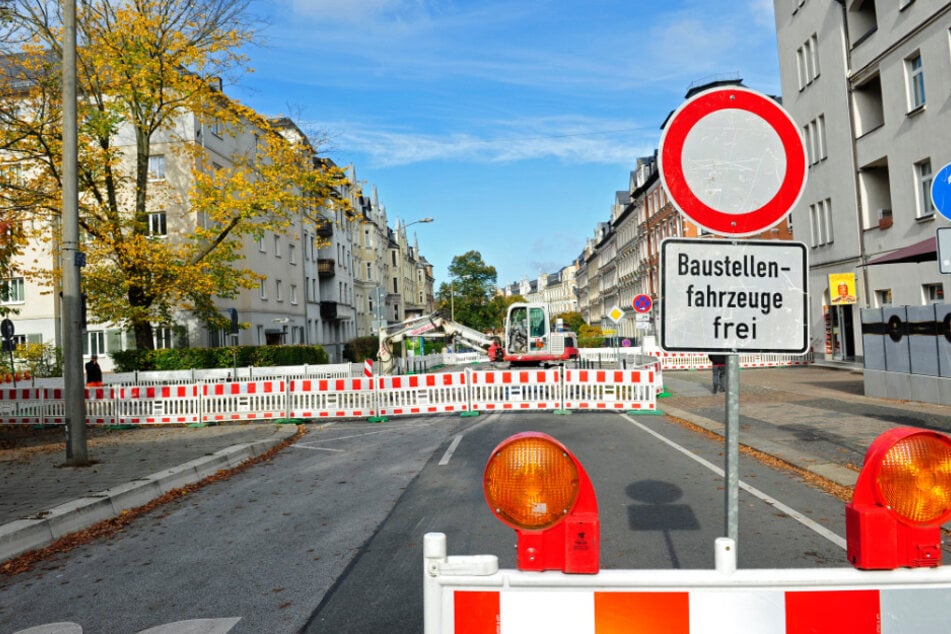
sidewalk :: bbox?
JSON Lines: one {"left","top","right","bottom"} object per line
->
{"left": 659, "top": 363, "right": 951, "bottom": 488}
{"left": 0, "top": 422, "right": 298, "bottom": 563}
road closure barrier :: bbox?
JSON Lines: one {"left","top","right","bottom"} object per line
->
{"left": 0, "top": 363, "right": 662, "bottom": 426}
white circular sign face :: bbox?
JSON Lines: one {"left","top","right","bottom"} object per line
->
{"left": 658, "top": 86, "right": 807, "bottom": 236}
{"left": 680, "top": 109, "right": 787, "bottom": 215}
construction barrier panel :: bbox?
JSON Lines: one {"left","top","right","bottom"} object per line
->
{"left": 469, "top": 369, "right": 563, "bottom": 411}
{"left": 201, "top": 380, "right": 287, "bottom": 423}
{"left": 114, "top": 384, "right": 202, "bottom": 425}
{"left": 423, "top": 533, "right": 951, "bottom": 634}
{"left": 377, "top": 372, "right": 470, "bottom": 417}
{"left": 562, "top": 368, "right": 656, "bottom": 412}
{"left": 0, "top": 387, "right": 64, "bottom": 425}
{"left": 85, "top": 386, "right": 118, "bottom": 426}
{"left": 289, "top": 377, "right": 377, "bottom": 419}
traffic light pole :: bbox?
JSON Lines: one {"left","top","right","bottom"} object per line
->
{"left": 62, "top": 0, "right": 87, "bottom": 464}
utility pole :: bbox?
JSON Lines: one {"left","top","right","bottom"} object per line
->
{"left": 62, "top": 0, "right": 87, "bottom": 463}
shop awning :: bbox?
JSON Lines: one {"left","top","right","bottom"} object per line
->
{"left": 863, "top": 236, "right": 937, "bottom": 266}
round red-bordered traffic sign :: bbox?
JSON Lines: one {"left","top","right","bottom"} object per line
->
{"left": 632, "top": 294, "right": 652, "bottom": 313}
{"left": 658, "top": 86, "right": 807, "bottom": 237}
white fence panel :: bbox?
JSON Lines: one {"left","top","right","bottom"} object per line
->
{"left": 200, "top": 380, "right": 287, "bottom": 423}
{"left": 469, "top": 369, "right": 563, "bottom": 412}
{"left": 288, "top": 377, "right": 377, "bottom": 419}
{"left": 562, "top": 368, "right": 657, "bottom": 412}
{"left": 377, "top": 372, "right": 470, "bottom": 417}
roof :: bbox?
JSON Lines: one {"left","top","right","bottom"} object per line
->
{"left": 864, "top": 236, "right": 936, "bottom": 266}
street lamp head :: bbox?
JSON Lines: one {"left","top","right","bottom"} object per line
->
{"left": 418, "top": 217, "right": 433, "bottom": 223}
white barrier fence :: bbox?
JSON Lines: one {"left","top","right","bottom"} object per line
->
{"left": 581, "top": 347, "right": 814, "bottom": 370}
{"left": 0, "top": 365, "right": 659, "bottom": 426}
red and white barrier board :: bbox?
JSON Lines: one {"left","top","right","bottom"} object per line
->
{"left": 0, "top": 387, "right": 64, "bottom": 425}
{"left": 201, "top": 380, "right": 287, "bottom": 423}
{"left": 424, "top": 534, "right": 951, "bottom": 634}
{"left": 377, "top": 372, "right": 469, "bottom": 416}
{"left": 469, "top": 369, "right": 562, "bottom": 411}
{"left": 289, "top": 377, "right": 377, "bottom": 419}
{"left": 115, "top": 385, "right": 201, "bottom": 425}
{"left": 563, "top": 369, "right": 656, "bottom": 412}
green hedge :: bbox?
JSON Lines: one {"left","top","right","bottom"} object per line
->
{"left": 111, "top": 345, "right": 329, "bottom": 372}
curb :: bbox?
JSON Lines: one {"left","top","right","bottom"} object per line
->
{"left": 0, "top": 425, "right": 297, "bottom": 564}
{"left": 660, "top": 404, "right": 859, "bottom": 489}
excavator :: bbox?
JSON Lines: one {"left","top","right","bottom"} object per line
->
{"left": 377, "top": 302, "right": 579, "bottom": 375}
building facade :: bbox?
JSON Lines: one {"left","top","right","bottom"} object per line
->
{"left": 774, "top": 0, "right": 951, "bottom": 361}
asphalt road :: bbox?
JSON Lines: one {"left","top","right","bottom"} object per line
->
{"left": 0, "top": 411, "right": 850, "bottom": 633}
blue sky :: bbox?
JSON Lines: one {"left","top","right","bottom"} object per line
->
{"left": 231, "top": 0, "right": 781, "bottom": 289}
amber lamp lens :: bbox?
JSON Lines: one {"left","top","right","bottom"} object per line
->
{"left": 484, "top": 436, "right": 580, "bottom": 530}
{"left": 877, "top": 434, "right": 951, "bottom": 525}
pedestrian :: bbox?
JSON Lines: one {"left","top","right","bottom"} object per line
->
{"left": 708, "top": 354, "right": 726, "bottom": 394}
{"left": 85, "top": 354, "right": 103, "bottom": 387}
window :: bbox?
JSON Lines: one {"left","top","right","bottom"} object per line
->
{"left": 289, "top": 243, "right": 296, "bottom": 264}
{"left": 907, "top": 53, "right": 926, "bottom": 110}
{"left": 291, "top": 284, "right": 298, "bottom": 305}
{"left": 808, "top": 199, "right": 834, "bottom": 247}
{"left": 84, "top": 330, "right": 105, "bottom": 356}
{"left": 154, "top": 326, "right": 173, "bottom": 349}
{"left": 275, "top": 279, "right": 283, "bottom": 302}
{"left": 260, "top": 277, "right": 267, "bottom": 300}
{"left": 923, "top": 283, "right": 944, "bottom": 303}
{"left": 796, "top": 33, "right": 820, "bottom": 89}
{"left": 916, "top": 159, "right": 934, "bottom": 218}
{"left": 258, "top": 237, "right": 266, "bottom": 252}
{"left": 1, "top": 277, "right": 24, "bottom": 304}
{"left": 274, "top": 235, "right": 281, "bottom": 257}
{"left": 875, "top": 289, "right": 892, "bottom": 306}
{"left": 804, "top": 115, "right": 827, "bottom": 165}
{"left": 147, "top": 155, "right": 166, "bottom": 180}
{"left": 366, "top": 263, "right": 372, "bottom": 280}
{"left": 148, "top": 211, "right": 167, "bottom": 236}
{"left": 392, "top": 277, "right": 398, "bottom": 293}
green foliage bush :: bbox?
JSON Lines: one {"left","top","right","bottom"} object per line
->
{"left": 112, "top": 345, "right": 328, "bottom": 372}
{"left": 344, "top": 336, "right": 379, "bottom": 362}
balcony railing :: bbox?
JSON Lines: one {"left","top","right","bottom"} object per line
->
{"left": 317, "top": 258, "right": 335, "bottom": 277}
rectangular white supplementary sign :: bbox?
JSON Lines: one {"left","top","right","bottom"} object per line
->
{"left": 660, "top": 238, "right": 809, "bottom": 353}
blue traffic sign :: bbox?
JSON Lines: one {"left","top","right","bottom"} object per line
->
{"left": 931, "top": 162, "right": 951, "bottom": 221}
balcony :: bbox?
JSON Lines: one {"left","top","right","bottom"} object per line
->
{"left": 315, "top": 221, "right": 333, "bottom": 238}
{"left": 320, "top": 301, "right": 354, "bottom": 321}
{"left": 317, "top": 258, "right": 335, "bottom": 277}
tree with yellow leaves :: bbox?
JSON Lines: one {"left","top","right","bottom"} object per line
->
{"left": 0, "top": 0, "right": 351, "bottom": 348}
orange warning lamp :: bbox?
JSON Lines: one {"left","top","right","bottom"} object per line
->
{"left": 483, "top": 432, "right": 600, "bottom": 573}
{"left": 846, "top": 427, "right": 951, "bottom": 569}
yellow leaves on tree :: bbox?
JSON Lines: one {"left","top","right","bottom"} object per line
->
{"left": 0, "top": 0, "right": 352, "bottom": 347}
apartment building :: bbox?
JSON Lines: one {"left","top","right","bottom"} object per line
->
{"left": 774, "top": 0, "right": 951, "bottom": 361}
{"left": 3, "top": 97, "right": 432, "bottom": 368}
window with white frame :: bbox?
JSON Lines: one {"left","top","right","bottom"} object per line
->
{"left": 260, "top": 277, "right": 267, "bottom": 300}
{"left": 291, "top": 284, "right": 298, "bottom": 305}
{"left": 366, "top": 262, "right": 372, "bottom": 280}
{"left": 808, "top": 198, "right": 834, "bottom": 246}
{"left": 274, "top": 234, "right": 281, "bottom": 257}
{"left": 875, "top": 289, "right": 892, "bottom": 306}
{"left": 275, "top": 279, "right": 283, "bottom": 302}
{"left": 289, "top": 243, "right": 296, "bottom": 264}
{"left": 258, "top": 236, "right": 266, "bottom": 252}
{"left": 907, "top": 52, "right": 926, "bottom": 110}
{"left": 84, "top": 330, "right": 105, "bottom": 356}
{"left": 916, "top": 159, "right": 934, "bottom": 218}
{"left": 923, "top": 283, "right": 944, "bottom": 303}
{"left": 154, "top": 326, "right": 173, "bottom": 349}
{"left": 147, "top": 155, "right": 166, "bottom": 180}
{"left": 148, "top": 211, "right": 167, "bottom": 236}
{"left": 1, "top": 277, "right": 24, "bottom": 304}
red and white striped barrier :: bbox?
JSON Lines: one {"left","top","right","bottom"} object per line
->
{"left": 289, "top": 377, "right": 377, "bottom": 419}
{"left": 201, "top": 380, "right": 286, "bottom": 423}
{"left": 0, "top": 387, "right": 64, "bottom": 425}
{"left": 563, "top": 368, "right": 656, "bottom": 412}
{"left": 377, "top": 372, "right": 470, "bottom": 416}
{"left": 114, "top": 385, "right": 202, "bottom": 425}
{"left": 469, "top": 369, "right": 562, "bottom": 411}
{"left": 424, "top": 533, "right": 951, "bottom": 634}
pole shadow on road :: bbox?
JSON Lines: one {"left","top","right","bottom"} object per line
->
{"left": 627, "top": 479, "right": 700, "bottom": 568}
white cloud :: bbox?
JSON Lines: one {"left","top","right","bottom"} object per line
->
{"left": 303, "top": 118, "right": 657, "bottom": 167}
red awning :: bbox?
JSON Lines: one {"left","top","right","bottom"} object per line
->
{"left": 863, "top": 236, "right": 937, "bottom": 265}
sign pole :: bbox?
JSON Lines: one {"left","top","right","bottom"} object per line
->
{"left": 725, "top": 354, "right": 740, "bottom": 547}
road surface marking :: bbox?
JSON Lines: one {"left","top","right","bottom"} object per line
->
{"left": 621, "top": 413, "right": 847, "bottom": 550}
{"left": 439, "top": 434, "right": 463, "bottom": 465}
